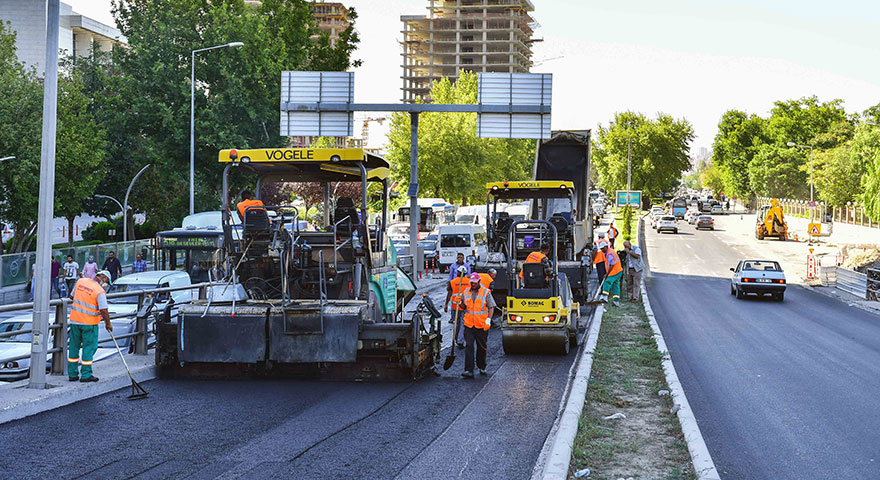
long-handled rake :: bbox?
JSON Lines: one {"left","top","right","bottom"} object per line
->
{"left": 109, "top": 330, "right": 149, "bottom": 400}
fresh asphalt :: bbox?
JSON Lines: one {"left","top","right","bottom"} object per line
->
{"left": 0, "top": 276, "right": 592, "bottom": 480}
{"left": 644, "top": 214, "right": 880, "bottom": 479}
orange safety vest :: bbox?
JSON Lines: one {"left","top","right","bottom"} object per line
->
{"left": 608, "top": 226, "right": 618, "bottom": 239}
{"left": 478, "top": 273, "right": 493, "bottom": 290}
{"left": 463, "top": 286, "right": 491, "bottom": 330}
{"left": 520, "top": 250, "right": 548, "bottom": 279}
{"left": 605, "top": 249, "right": 623, "bottom": 277}
{"left": 237, "top": 198, "right": 265, "bottom": 218}
{"left": 593, "top": 249, "right": 605, "bottom": 265}
{"left": 449, "top": 276, "right": 469, "bottom": 311}
{"left": 70, "top": 278, "right": 103, "bottom": 325}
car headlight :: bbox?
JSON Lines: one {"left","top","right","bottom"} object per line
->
{"left": 4, "top": 361, "right": 18, "bottom": 369}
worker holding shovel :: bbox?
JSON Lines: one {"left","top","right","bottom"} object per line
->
{"left": 68, "top": 270, "right": 113, "bottom": 382}
{"left": 461, "top": 273, "right": 495, "bottom": 378}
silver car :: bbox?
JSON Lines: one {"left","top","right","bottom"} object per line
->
{"left": 730, "top": 259, "right": 786, "bottom": 301}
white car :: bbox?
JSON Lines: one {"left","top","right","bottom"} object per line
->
{"left": 657, "top": 216, "right": 678, "bottom": 234}
{"left": 711, "top": 204, "right": 724, "bottom": 215}
{"left": 686, "top": 210, "right": 701, "bottom": 224}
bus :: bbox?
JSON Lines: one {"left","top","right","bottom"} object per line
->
{"left": 671, "top": 198, "right": 688, "bottom": 219}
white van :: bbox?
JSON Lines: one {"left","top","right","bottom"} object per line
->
{"left": 454, "top": 205, "right": 487, "bottom": 227}
{"left": 437, "top": 224, "right": 488, "bottom": 271}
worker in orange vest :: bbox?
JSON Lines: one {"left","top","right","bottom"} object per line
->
{"left": 607, "top": 222, "right": 619, "bottom": 248}
{"left": 462, "top": 273, "right": 495, "bottom": 378}
{"left": 68, "top": 270, "right": 113, "bottom": 382}
{"left": 478, "top": 268, "right": 496, "bottom": 291}
{"left": 593, "top": 233, "right": 607, "bottom": 282}
{"left": 598, "top": 242, "right": 623, "bottom": 307}
{"left": 520, "top": 242, "right": 553, "bottom": 282}
{"left": 237, "top": 190, "right": 265, "bottom": 219}
{"left": 445, "top": 265, "right": 470, "bottom": 348}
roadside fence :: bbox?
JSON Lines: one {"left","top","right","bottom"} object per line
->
{"left": 820, "top": 265, "right": 869, "bottom": 299}
{"left": 757, "top": 197, "right": 878, "bottom": 229}
{"left": 0, "top": 281, "right": 210, "bottom": 383}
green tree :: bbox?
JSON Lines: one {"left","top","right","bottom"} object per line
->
{"left": 385, "top": 71, "right": 534, "bottom": 205}
{"left": 747, "top": 144, "right": 808, "bottom": 199}
{"left": 699, "top": 164, "right": 725, "bottom": 195}
{"left": 593, "top": 111, "right": 694, "bottom": 199}
{"left": 813, "top": 145, "right": 864, "bottom": 207}
{"left": 710, "top": 110, "right": 768, "bottom": 201}
{"left": 855, "top": 124, "right": 880, "bottom": 220}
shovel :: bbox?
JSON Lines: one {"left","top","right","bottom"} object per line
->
{"left": 443, "top": 269, "right": 467, "bottom": 370}
{"left": 109, "top": 330, "right": 149, "bottom": 400}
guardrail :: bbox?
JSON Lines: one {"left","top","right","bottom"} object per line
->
{"left": 0, "top": 281, "right": 211, "bottom": 381}
{"left": 829, "top": 266, "right": 868, "bottom": 299}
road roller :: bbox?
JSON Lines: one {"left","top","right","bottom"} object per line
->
{"left": 502, "top": 220, "right": 579, "bottom": 355}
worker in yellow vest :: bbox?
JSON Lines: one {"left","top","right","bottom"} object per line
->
{"left": 462, "top": 273, "right": 496, "bottom": 378}
{"left": 68, "top": 270, "right": 113, "bottom": 382}
{"left": 445, "top": 265, "right": 470, "bottom": 348}
{"left": 598, "top": 243, "right": 623, "bottom": 307}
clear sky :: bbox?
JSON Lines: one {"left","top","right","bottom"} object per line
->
{"left": 67, "top": 0, "right": 880, "bottom": 152}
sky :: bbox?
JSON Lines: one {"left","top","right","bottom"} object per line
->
{"left": 67, "top": 0, "right": 880, "bottom": 153}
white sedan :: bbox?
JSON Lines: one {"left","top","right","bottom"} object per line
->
{"left": 656, "top": 216, "right": 678, "bottom": 234}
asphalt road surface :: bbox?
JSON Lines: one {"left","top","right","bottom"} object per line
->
{"left": 644, "top": 214, "right": 880, "bottom": 479}
{"left": 0, "top": 281, "right": 592, "bottom": 480}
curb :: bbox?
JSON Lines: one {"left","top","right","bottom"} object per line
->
{"left": 0, "top": 362, "right": 156, "bottom": 426}
{"left": 641, "top": 280, "right": 720, "bottom": 480}
{"left": 533, "top": 304, "right": 604, "bottom": 480}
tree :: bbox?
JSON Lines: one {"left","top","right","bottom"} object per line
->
{"left": 854, "top": 124, "right": 880, "bottom": 220}
{"left": 699, "top": 164, "right": 724, "bottom": 195}
{"left": 593, "top": 111, "right": 694, "bottom": 199}
{"left": 813, "top": 145, "right": 865, "bottom": 208}
{"left": 103, "top": 0, "right": 361, "bottom": 230}
{"left": 385, "top": 71, "right": 534, "bottom": 205}
{"left": 710, "top": 110, "right": 768, "bottom": 201}
{"left": 747, "top": 144, "right": 808, "bottom": 199}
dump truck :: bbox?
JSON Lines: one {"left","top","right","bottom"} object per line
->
{"left": 154, "top": 147, "right": 443, "bottom": 381}
{"left": 756, "top": 198, "right": 788, "bottom": 240}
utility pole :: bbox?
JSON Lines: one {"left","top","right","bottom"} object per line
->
{"left": 30, "top": 0, "right": 60, "bottom": 389}
{"left": 408, "top": 112, "right": 420, "bottom": 272}
{"left": 627, "top": 127, "right": 632, "bottom": 192}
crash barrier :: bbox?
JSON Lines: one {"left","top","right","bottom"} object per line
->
{"left": 398, "top": 254, "right": 414, "bottom": 276}
{"left": 757, "top": 197, "right": 878, "bottom": 230}
{"left": 868, "top": 268, "right": 880, "bottom": 302}
{"left": 0, "top": 239, "right": 155, "bottom": 290}
{"left": 0, "top": 281, "right": 211, "bottom": 381}
{"left": 826, "top": 266, "right": 868, "bottom": 299}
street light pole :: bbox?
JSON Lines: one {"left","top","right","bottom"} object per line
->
{"left": 123, "top": 164, "right": 152, "bottom": 243}
{"left": 190, "top": 42, "right": 244, "bottom": 216}
{"left": 0, "top": 156, "right": 15, "bottom": 162}
{"left": 29, "top": 0, "right": 60, "bottom": 389}
{"left": 94, "top": 194, "right": 123, "bottom": 214}
{"left": 627, "top": 128, "right": 632, "bottom": 192}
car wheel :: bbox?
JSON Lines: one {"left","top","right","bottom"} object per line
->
{"left": 776, "top": 292, "right": 784, "bottom": 302}
{"left": 730, "top": 284, "right": 735, "bottom": 295}
{"left": 673, "top": 229, "right": 678, "bottom": 234}
{"left": 710, "top": 227, "right": 714, "bottom": 230}
{"left": 735, "top": 287, "right": 744, "bottom": 299}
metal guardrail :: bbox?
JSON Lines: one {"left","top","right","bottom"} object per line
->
{"left": 0, "top": 281, "right": 211, "bottom": 381}
{"left": 832, "top": 266, "right": 868, "bottom": 299}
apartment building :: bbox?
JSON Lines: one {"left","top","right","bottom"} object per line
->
{"left": 310, "top": 2, "right": 351, "bottom": 46}
{"left": 401, "top": 0, "right": 538, "bottom": 102}
{"left": 0, "top": 0, "right": 126, "bottom": 75}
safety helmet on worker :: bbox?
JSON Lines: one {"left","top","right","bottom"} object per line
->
{"left": 95, "top": 270, "right": 113, "bottom": 286}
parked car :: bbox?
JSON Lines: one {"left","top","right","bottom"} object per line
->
{"left": 730, "top": 259, "right": 786, "bottom": 301}
{"left": 657, "top": 216, "right": 678, "bottom": 234}
{"left": 107, "top": 270, "right": 194, "bottom": 347}
{"left": 696, "top": 215, "right": 715, "bottom": 230}
{"left": 711, "top": 204, "right": 724, "bottom": 215}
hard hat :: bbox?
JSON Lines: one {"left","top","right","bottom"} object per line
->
{"left": 597, "top": 232, "right": 605, "bottom": 238}
{"left": 598, "top": 240, "right": 609, "bottom": 249}
{"left": 457, "top": 265, "right": 468, "bottom": 274}
{"left": 487, "top": 268, "right": 497, "bottom": 276}
{"left": 96, "top": 270, "right": 113, "bottom": 285}
{"left": 469, "top": 273, "right": 482, "bottom": 282}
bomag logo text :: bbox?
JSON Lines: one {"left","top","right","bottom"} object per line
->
{"left": 521, "top": 300, "right": 547, "bottom": 307}
{"left": 264, "top": 149, "right": 315, "bottom": 160}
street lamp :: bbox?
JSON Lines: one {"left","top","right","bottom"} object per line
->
{"left": 190, "top": 41, "right": 244, "bottom": 216}
{"left": 0, "top": 156, "right": 14, "bottom": 162}
{"left": 786, "top": 141, "right": 814, "bottom": 204}
{"left": 123, "top": 164, "right": 152, "bottom": 243}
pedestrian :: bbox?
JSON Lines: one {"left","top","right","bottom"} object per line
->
{"left": 101, "top": 251, "right": 122, "bottom": 282}
{"left": 598, "top": 242, "right": 623, "bottom": 307}
{"left": 725, "top": 199, "right": 730, "bottom": 211}
{"left": 68, "top": 270, "right": 113, "bottom": 382}
{"left": 607, "top": 222, "right": 619, "bottom": 248}
{"left": 593, "top": 235, "right": 607, "bottom": 284}
{"left": 63, "top": 254, "right": 80, "bottom": 296}
{"left": 132, "top": 253, "right": 147, "bottom": 273}
{"left": 445, "top": 265, "right": 469, "bottom": 348}
{"left": 81, "top": 255, "right": 98, "bottom": 279}
{"left": 461, "top": 273, "right": 495, "bottom": 378}
{"left": 623, "top": 240, "right": 644, "bottom": 302}
{"left": 50, "top": 256, "right": 62, "bottom": 298}
{"left": 447, "top": 252, "right": 471, "bottom": 281}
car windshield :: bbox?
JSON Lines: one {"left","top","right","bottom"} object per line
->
{"left": 441, "top": 233, "right": 471, "bottom": 248}
{"left": 107, "top": 283, "right": 156, "bottom": 304}
{"left": 0, "top": 322, "right": 32, "bottom": 343}
{"left": 661, "top": 216, "right": 675, "bottom": 221}
{"left": 699, "top": 216, "right": 712, "bottom": 220}
{"left": 419, "top": 241, "right": 436, "bottom": 249}
{"left": 743, "top": 261, "right": 780, "bottom": 271}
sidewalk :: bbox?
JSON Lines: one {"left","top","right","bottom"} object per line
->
{"left": 0, "top": 353, "right": 155, "bottom": 425}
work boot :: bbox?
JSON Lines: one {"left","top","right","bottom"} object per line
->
{"left": 612, "top": 300, "right": 621, "bottom": 307}
{"left": 599, "top": 294, "right": 608, "bottom": 303}
{"left": 457, "top": 342, "right": 465, "bottom": 349}
{"left": 68, "top": 377, "right": 79, "bottom": 382}
{"left": 461, "top": 371, "right": 474, "bottom": 379}
{"left": 479, "top": 369, "right": 487, "bottom": 376}
{"left": 80, "top": 376, "right": 99, "bottom": 383}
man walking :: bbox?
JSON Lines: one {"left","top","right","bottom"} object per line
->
{"left": 50, "top": 256, "right": 62, "bottom": 298}
{"left": 63, "top": 255, "right": 80, "bottom": 296}
{"left": 607, "top": 222, "right": 619, "bottom": 248}
{"left": 461, "top": 273, "right": 495, "bottom": 378}
{"left": 598, "top": 242, "right": 623, "bottom": 307}
{"left": 102, "top": 251, "right": 122, "bottom": 282}
{"left": 132, "top": 253, "right": 147, "bottom": 273}
{"left": 68, "top": 270, "right": 113, "bottom": 382}
{"left": 445, "top": 265, "right": 469, "bottom": 348}
{"left": 447, "top": 252, "right": 471, "bottom": 281}
{"left": 623, "top": 240, "right": 644, "bottom": 302}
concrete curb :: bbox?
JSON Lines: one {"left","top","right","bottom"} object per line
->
{"left": 533, "top": 304, "right": 604, "bottom": 480}
{"left": 641, "top": 280, "right": 720, "bottom": 480}
{"left": 0, "top": 360, "right": 156, "bottom": 425}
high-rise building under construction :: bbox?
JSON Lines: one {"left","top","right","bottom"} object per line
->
{"left": 400, "top": 0, "right": 538, "bottom": 103}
